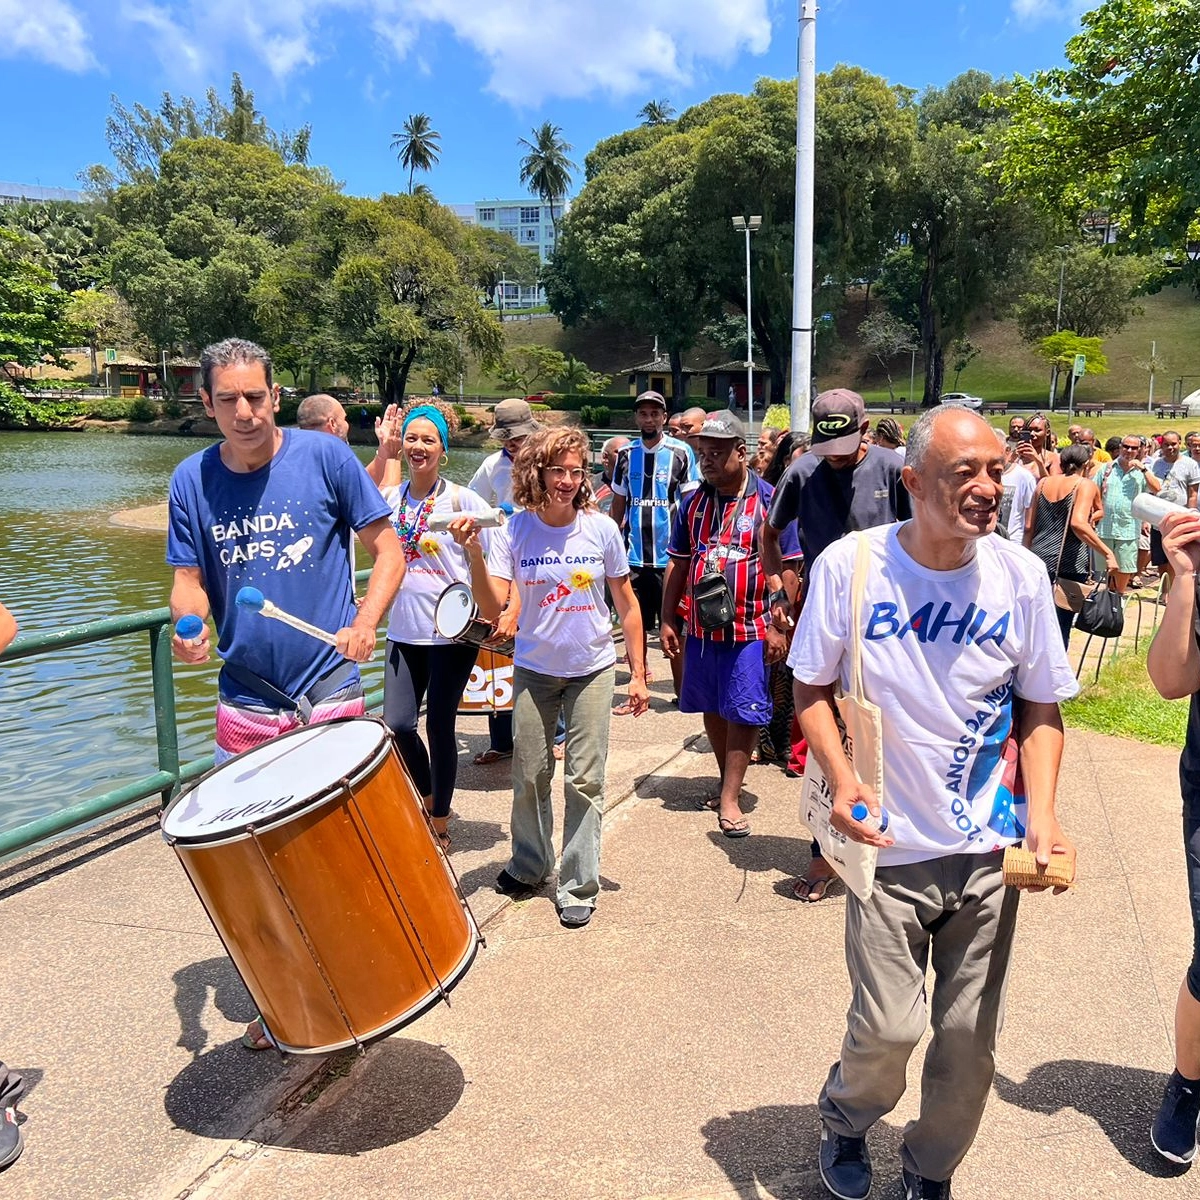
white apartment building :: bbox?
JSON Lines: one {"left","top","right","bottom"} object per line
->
{"left": 0, "top": 181, "right": 89, "bottom": 207}
{"left": 451, "top": 198, "right": 568, "bottom": 309}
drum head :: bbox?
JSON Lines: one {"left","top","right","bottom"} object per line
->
{"left": 163, "top": 719, "right": 389, "bottom": 843}
{"left": 434, "top": 583, "right": 475, "bottom": 640}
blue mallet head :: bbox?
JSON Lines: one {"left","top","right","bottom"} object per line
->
{"left": 236, "top": 586, "right": 266, "bottom": 612}
{"left": 175, "top": 615, "right": 204, "bottom": 639}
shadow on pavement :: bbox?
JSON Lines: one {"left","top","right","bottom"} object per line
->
{"left": 273, "top": 1038, "right": 465, "bottom": 1155}
{"left": 172, "top": 955, "right": 257, "bottom": 1058}
{"left": 701, "top": 1102, "right": 905, "bottom": 1199}
{"left": 706, "top": 831, "right": 807, "bottom": 877}
{"left": 164, "top": 1039, "right": 307, "bottom": 1140}
{"left": 446, "top": 819, "right": 506, "bottom": 856}
{"left": 994, "top": 1061, "right": 1192, "bottom": 1178}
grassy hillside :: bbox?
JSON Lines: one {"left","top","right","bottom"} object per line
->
{"left": 436, "top": 278, "right": 1200, "bottom": 407}
{"left": 825, "top": 280, "right": 1200, "bottom": 406}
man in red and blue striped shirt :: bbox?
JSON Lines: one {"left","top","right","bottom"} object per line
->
{"left": 662, "top": 412, "right": 802, "bottom": 838}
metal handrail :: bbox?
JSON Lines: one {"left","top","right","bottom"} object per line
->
{"left": 0, "top": 570, "right": 385, "bottom": 860}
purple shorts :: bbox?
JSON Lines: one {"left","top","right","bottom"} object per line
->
{"left": 679, "top": 637, "right": 772, "bottom": 727}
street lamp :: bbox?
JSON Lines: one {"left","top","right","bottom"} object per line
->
{"left": 732, "top": 215, "right": 762, "bottom": 434}
{"left": 1049, "top": 244, "right": 1069, "bottom": 409}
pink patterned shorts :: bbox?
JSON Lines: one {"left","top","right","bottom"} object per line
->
{"left": 214, "top": 687, "right": 366, "bottom": 764}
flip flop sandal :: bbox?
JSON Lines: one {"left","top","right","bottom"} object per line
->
{"left": 241, "top": 1017, "right": 274, "bottom": 1051}
{"left": 792, "top": 875, "right": 836, "bottom": 903}
{"left": 473, "top": 748, "right": 513, "bottom": 765}
{"left": 718, "top": 815, "right": 751, "bottom": 838}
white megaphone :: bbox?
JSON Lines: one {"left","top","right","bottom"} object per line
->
{"left": 1132, "top": 492, "right": 1192, "bottom": 530}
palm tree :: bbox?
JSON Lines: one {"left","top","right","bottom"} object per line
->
{"left": 517, "top": 122, "right": 577, "bottom": 231}
{"left": 637, "top": 99, "right": 675, "bottom": 126}
{"left": 390, "top": 113, "right": 442, "bottom": 193}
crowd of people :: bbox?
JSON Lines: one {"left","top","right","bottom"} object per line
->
{"left": 6, "top": 335, "right": 1187, "bottom": 1193}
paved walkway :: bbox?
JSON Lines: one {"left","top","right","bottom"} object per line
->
{"left": 1, "top": 664, "right": 1196, "bottom": 1199}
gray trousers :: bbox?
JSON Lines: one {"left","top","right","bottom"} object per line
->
{"left": 818, "top": 851, "right": 1020, "bottom": 1182}
{"left": 508, "top": 664, "right": 614, "bottom": 910}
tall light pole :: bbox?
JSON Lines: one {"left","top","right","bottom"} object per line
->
{"left": 732, "top": 215, "right": 761, "bottom": 433}
{"left": 790, "top": 0, "right": 818, "bottom": 434}
{"left": 1049, "top": 245, "right": 1068, "bottom": 409}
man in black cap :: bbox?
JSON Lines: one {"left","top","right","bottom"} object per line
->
{"left": 611, "top": 389, "right": 697, "bottom": 709}
{"left": 761, "top": 387, "right": 911, "bottom": 901}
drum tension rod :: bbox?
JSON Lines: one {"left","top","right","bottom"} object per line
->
{"left": 345, "top": 781, "right": 456, "bottom": 1008}
{"left": 248, "top": 823, "right": 364, "bottom": 1053}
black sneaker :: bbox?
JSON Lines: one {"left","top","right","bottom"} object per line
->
{"left": 1151, "top": 1070, "right": 1200, "bottom": 1164}
{"left": 901, "top": 1169, "right": 952, "bottom": 1199}
{"left": 495, "top": 869, "right": 537, "bottom": 898}
{"left": 818, "top": 1124, "right": 872, "bottom": 1199}
{"left": 558, "top": 905, "right": 592, "bottom": 928}
{"left": 0, "top": 1106, "right": 23, "bottom": 1172}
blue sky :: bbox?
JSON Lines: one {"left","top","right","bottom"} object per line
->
{"left": 0, "top": 0, "right": 1091, "bottom": 204}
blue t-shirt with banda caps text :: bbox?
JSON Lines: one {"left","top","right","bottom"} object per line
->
{"left": 167, "top": 429, "right": 390, "bottom": 705}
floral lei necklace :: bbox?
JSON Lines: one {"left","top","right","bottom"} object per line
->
{"left": 394, "top": 479, "right": 444, "bottom": 563}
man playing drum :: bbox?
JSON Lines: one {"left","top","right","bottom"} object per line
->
{"left": 167, "top": 337, "right": 404, "bottom": 1050}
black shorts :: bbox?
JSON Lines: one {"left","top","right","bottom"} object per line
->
{"left": 1151, "top": 527, "right": 1168, "bottom": 568}
{"left": 629, "top": 566, "right": 664, "bottom": 633}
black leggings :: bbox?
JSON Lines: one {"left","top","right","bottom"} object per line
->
{"left": 1184, "top": 787, "right": 1200, "bottom": 1004}
{"left": 384, "top": 641, "right": 479, "bottom": 819}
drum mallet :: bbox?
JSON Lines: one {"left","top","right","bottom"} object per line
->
{"left": 235, "top": 586, "right": 338, "bottom": 646}
{"left": 174, "top": 614, "right": 206, "bottom": 646}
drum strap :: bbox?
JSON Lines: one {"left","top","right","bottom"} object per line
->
{"left": 222, "top": 660, "right": 358, "bottom": 724}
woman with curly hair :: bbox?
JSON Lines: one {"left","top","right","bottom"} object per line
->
{"left": 453, "top": 426, "right": 649, "bottom": 927}
{"left": 376, "top": 400, "right": 494, "bottom": 851}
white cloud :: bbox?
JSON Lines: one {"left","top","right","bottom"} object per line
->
{"left": 0, "top": 0, "right": 97, "bottom": 72}
{"left": 394, "top": 0, "right": 774, "bottom": 105}
{"left": 77, "top": 0, "right": 773, "bottom": 103}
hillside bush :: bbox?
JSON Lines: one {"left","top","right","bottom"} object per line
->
{"left": 128, "top": 397, "right": 158, "bottom": 421}
{"left": 0, "top": 380, "right": 84, "bottom": 426}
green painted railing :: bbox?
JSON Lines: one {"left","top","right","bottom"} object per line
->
{"left": 0, "top": 569, "right": 384, "bottom": 860}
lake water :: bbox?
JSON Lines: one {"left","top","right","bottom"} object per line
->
{"left": 0, "top": 431, "right": 490, "bottom": 841}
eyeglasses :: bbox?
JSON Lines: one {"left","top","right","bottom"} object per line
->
{"left": 544, "top": 466, "right": 586, "bottom": 482}
{"left": 1120, "top": 443, "right": 1140, "bottom": 451}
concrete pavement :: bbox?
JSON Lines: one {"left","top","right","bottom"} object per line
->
{"left": 0, "top": 659, "right": 1197, "bottom": 1199}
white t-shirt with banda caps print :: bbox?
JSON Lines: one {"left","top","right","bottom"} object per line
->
{"left": 787, "top": 523, "right": 1078, "bottom": 867}
{"left": 489, "top": 508, "right": 630, "bottom": 678}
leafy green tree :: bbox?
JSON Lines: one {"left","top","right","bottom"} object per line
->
{"left": 390, "top": 113, "right": 442, "bottom": 194}
{"left": 638, "top": 99, "right": 676, "bottom": 126}
{"left": 65, "top": 289, "right": 134, "bottom": 383}
{"left": 891, "top": 74, "right": 1042, "bottom": 404}
{"left": 554, "top": 129, "right": 713, "bottom": 400}
{"left": 497, "top": 345, "right": 567, "bottom": 393}
{"left": 858, "top": 310, "right": 917, "bottom": 402}
{"left": 1012, "top": 244, "right": 1149, "bottom": 343}
{"left": 949, "top": 335, "right": 980, "bottom": 390}
{"left": 1035, "top": 331, "right": 1109, "bottom": 391}
{"left": 557, "top": 354, "right": 610, "bottom": 394}
{"left": 102, "top": 138, "right": 335, "bottom": 359}
{"left": 996, "top": 0, "right": 1200, "bottom": 277}
{"left": 518, "top": 123, "right": 577, "bottom": 229}
{"left": 88, "top": 73, "right": 310, "bottom": 190}
{"left": 0, "top": 230, "right": 73, "bottom": 372}
{"left": 0, "top": 201, "right": 100, "bottom": 292}
{"left": 459, "top": 226, "right": 540, "bottom": 306}
{"left": 258, "top": 194, "right": 503, "bottom": 404}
